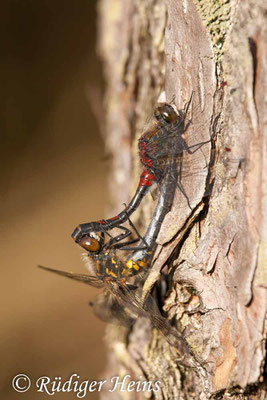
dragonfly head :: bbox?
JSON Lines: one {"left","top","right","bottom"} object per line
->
{"left": 79, "top": 232, "right": 103, "bottom": 254}
{"left": 154, "top": 103, "right": 178, "bottom": 124}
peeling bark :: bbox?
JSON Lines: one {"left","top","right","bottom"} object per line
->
{"left": 98, "top": 0, "right": 266, "bottom": 398}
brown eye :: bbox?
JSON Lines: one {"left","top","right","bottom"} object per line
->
{"left": 155, "top": 104, "right": 177, "bottom": 123}
{"left": 80, "top": 236, "right": 101, "bottom": 253}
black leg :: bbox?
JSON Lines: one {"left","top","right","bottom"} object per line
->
{"left": 123, "top": 204, "right": 148, "bottom": 248}
{"left": 112, "top": 238, "right": 141, "bottom": 250}
{"left": 102, "top": 225, "right": 132, "bottom": 250}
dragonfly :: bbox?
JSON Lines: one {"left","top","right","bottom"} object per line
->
{"left": 71, "top": 94, "right": 213, "bottom": 249}
{"left": 38, "top": 229, "right": 197, "bottom": 367}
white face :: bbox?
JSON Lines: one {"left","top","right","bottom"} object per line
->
{"left": 89, "top": 231, "right": 101, "bottom": 241}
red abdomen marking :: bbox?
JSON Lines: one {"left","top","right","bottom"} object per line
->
{"left": 138, "top": 169, "right": 155, "bottom": 187}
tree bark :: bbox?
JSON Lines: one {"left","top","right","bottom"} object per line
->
{"left": 97, "top": 0, "right": 266, "bottom": 398}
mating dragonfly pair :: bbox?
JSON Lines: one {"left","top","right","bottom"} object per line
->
{"left": 39, "top": 95, "right": 212, "bottom": 365}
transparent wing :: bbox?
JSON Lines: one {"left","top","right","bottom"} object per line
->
{"left": 139, "top": 112, "right": 243, "bottom": 212}
{"left": 38, "top": 265, "right": 136, "bottom": 325}
{"left": 90, "top": 291, "right": 135, "bottom": 326}
{"left": 106, "top": 280, "right": 196, "bottom": 365}
{"left": 38, "top": 265, "right": 104, "bottom": 288}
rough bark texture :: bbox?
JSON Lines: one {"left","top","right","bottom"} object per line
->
{"left": 98, "top": 0, "right": 266, "bottom": 398}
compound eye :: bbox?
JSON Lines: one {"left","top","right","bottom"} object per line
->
{"left": 157, "top": 104, "right": 177, "bottom": 123}
{"left": 79, "top": 236, "right": 101, "bottom": 253}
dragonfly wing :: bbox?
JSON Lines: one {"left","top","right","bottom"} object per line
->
{"left": 106, "top": 281, "right": 196, "bottom": 365}
{"left": 38, "top": 265, "right": 104, "bottom": 288}
{"left": 90, "top": 291, "right": 135, "bottom": 326}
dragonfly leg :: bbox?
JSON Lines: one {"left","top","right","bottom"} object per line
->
{"left": 186, "top": 139, "right": 211, "bottom": 155}
{"left": 112, "top": 238, "right": 141, "bottom": 250}
{"left": 123, "top": 203, "right": 148, "bottom": 247}
{"left": 112, "top": 205, "right": 149, "bottom": 252}
{"left": 176, "top": 176, "right": 192, "bottom": 210}
{"left": 102, "top": 225, "right": 132, "bottom": 250}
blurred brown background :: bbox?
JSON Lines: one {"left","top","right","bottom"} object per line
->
{"left": 0, "top": 1, "right": 109, "bottom": 399}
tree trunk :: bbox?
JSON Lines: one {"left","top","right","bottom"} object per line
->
{"left": 97, "top": 0, "right": 266, "bottom": 398}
